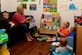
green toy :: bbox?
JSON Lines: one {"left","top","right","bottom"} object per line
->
{"left": 33, "top": 30, "right": 39, "bottom": 37}
{"left": 37, "top": 37, "right": 47, "bottom": 41}
{"left": 0, "top": 29, "right": 8, "bottom": 44}
{"left": 53, "top": 20, "right": 59, "bottom": 27}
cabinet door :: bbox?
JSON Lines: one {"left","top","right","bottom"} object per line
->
{"left": 76, "top": 26, "right": 82, "bottom": 55}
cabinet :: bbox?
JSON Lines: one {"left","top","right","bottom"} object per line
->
{"left": 76, "top": 26, "right": 82, "bottom": 55}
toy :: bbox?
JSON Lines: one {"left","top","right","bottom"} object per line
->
{"left": 0, "top": 29, "right": 8, "bottom": 44}
{"left": 74, "top": 16, "right": 82, "bottom": 25}
{"left": 0, "top": 29, "right": 10, "bottom": 55}
{"left": 37, "top": 35, "right": 47, "bottom": 41}
{"left": 33, "top": 30, "right": 39, "bottom": 37}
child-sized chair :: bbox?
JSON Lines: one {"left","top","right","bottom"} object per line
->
{"left": 52, "top": 51, "right": 71, "bottom": 55}
{"left": 50, "top": 36, "right": 74, "bottom": 54}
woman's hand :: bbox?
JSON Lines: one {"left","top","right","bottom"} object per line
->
{"left": 26, "top": 17, "right": 32, "bottom": 21}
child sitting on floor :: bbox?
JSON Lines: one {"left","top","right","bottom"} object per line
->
{"left": 57, "top": 21, "right": 70, "bottom": 37}
{"left": 55, "top": 37, "right": 73, "bottom": 53}
{"left": 68, "top": 27, "right": 76, "bottom": 37}
{"left": 46, "top": 21, "right": 70, "bottom": 42}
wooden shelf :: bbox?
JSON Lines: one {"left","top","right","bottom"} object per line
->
{"left": 39, "top": 28, "right": 57, "bottom": 35}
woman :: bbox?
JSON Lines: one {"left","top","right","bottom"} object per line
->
{"left": 12, "top": 5, "right": 33, "bottom": 41}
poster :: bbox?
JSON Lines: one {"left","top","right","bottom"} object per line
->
{"left": 69, "top": 3, "right": 77, "bottom": 10}
{"left": 31, "top": 0, "right": 36, "bottom": 2}
{"left": 30, "top": 4, "right": 37, "bottom": 10}
{"left": 22, "top": 3, "right": 27, "bottom": 9}
{"left": 50, "top": 4, "right": 57, "bottom": 12}
{"left": 43, "top": 0, "right": 57, "bottom": 12}
{"left": 18, "top": 0, "right": 28, "bottom": 2}
{"left": 43, "top": 4, "right": 50, "bottom": 12}
{"left": 58, "top": 3, "right": 69, "bottom": 12}
{"left": 18, "top": 0, "right": 23, "bottom": 2}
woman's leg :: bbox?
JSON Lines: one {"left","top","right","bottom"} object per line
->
{"left": 25, "top": 23, "right": 34, "bottom": 40}
{"left": 19, "top": 24, "right": 33, "bottom": 41}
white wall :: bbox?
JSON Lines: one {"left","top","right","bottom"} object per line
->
{"left": 1, "top": 0, "right": 82, "bottom": 28}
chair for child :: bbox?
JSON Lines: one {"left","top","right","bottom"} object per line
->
{"left": 50, "top": 36, "right": 74, "bottom": 54}
{"left": 52, "top": 51, "right": 71, "bottom": 55}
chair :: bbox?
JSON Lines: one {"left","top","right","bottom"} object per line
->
{"left": 50, "top": 36, "right": 74, "bottom": 53}
{"left": 52, "top": 51, "right": 71, "bottom": 55}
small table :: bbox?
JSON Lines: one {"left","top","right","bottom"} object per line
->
{"left": 39, "top": 28, "right": 57, "bottom": 36}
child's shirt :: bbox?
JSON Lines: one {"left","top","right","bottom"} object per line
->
{"left": 55, "top": 45, "right": 73, "bottom": 53}
{"left": 59, "top": 28, "right": 69, "bottom": 37}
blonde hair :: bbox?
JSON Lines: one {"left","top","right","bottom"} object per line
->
{"left": 17, "top": 5, "right": 23, "bottom": 13}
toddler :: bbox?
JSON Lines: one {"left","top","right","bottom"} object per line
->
{"left": 57, "top": 21, "right": 70, "bottom": 37}
{"left": 55, "top": 37, "right": 73, "bottom": 53}
{"left": 1, "top": 11, "right": 15, "bottom": 27}
{"left": 46, "top": 21, "right": 70, "bottom": 42}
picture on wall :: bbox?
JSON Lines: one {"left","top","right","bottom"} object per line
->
{"left": 30, "top": 4, "right": 37, "bottom": 10}
{"left": 18, "top": 0, "right": 28, "bottom": 2}
{"left": 31, "top": 0, "right": 36, "bottom": 2}
{"left": 23, "top": 0, "right": 28, "bottom": 2}
{"left": 43, "top": 0, "right": 57, "bottom": 12}
{"left": 18, "top": 0, "right": 23, "bottom": 2}
{"left": 22, "top": 3, "right": 27, "bottom": 9}
{"left": 20, "top": 3, "right": 27, "bottom": 9}
{"left": 69, "top": 3, "right": 77, "bottom": 10}
{"left": 50, "top": 4, "right": 57, "bottom": 12}
{"left": 43, "top": 4, "right": 50, "bottom": 12}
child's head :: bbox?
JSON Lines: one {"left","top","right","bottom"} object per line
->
{"left": 62, "top": 21, "right": 70, "bottom": 28}
{"left": 70, "top": 27, "right": 76, "bottom": 32}
{"left": 59, "top": 37, "right": 67, "bottom": 46}
{"left": 2, "top": 11, "right": 9, "bottom": 19}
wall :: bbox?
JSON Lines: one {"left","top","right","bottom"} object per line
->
{"left": 1, "top": 0, "right": 82, "bottom": 28}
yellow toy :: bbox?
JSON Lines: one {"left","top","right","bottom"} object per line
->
{"left": 0, "top": 43, "right": 10, "bottom": 55}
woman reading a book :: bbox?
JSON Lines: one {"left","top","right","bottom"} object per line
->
{"left": 12, "top": 5, "right": 33, "bottom": 41}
